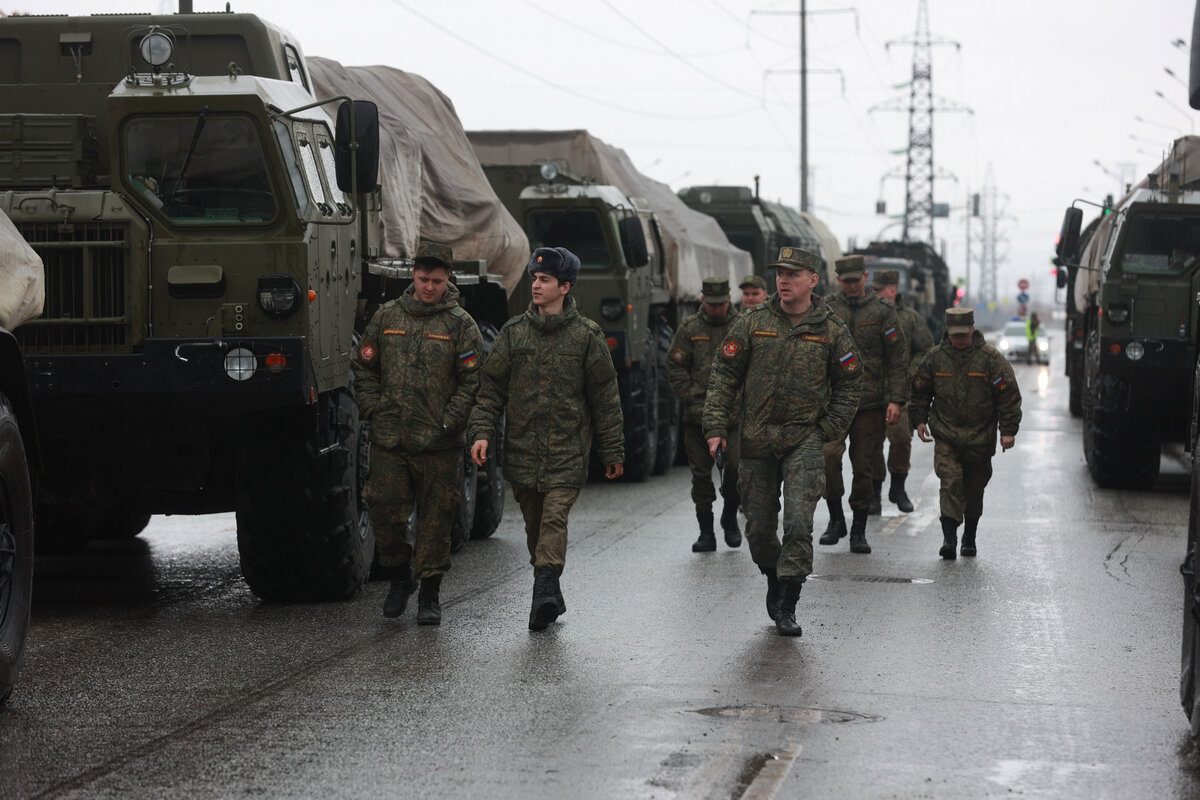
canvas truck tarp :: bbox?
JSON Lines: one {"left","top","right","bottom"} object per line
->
{"left": 0, "top": 211, "right": 44, "bottom": 331}
{"left": 307, "top": 58, "right": 529, "bottom": 293}
{"left": 467, "top": 129, "right": 752, "bottom": 302}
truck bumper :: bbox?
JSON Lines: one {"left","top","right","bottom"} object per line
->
{"left": 1099, "top": 335, "right": 1193, "bottom": 441}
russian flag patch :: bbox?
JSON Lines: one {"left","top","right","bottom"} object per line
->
{"left": 885, "top": 327, "right": 900, "bottom": 340}
{"left": 992, "top": 376, "right": 1007, "bottom": 390}
{"left": 460, "top": 350, "right": 478, "bottom": 368}
{"left": 840, "top": 352, "right": 858, "bottom": 371}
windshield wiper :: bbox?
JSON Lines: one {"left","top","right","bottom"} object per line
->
{"left": 168, "top": 106, "right": 209, "bottom": 203}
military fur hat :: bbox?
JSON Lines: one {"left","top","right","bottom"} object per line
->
{"left": 702, "top": 276, "right": 730, "bottom": 303}
{"left": 527, "top": 246, "right": 581, "bottom": 285}
{"left": 768, "top": 246, "right": 821, "bottom": 273}
{"left": 834, "top": 255, "right": 866, "bottom": 279}
{"left": 739, "top": 274, "right": 768, "bottom": 291}
{"left": 414, "top": 240, "right": 453, "bottom": 270}
{"left": 871, "top": 269, "right": 900, "bottom": 289}
{"left": 946, "top": 307, "right": 975, "bottom": 334}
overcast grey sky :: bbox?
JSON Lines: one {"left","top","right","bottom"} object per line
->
{"left": 25, "top": 0, "right": 1198, "bottom": 311}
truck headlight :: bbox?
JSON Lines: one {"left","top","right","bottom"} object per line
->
{"left": 139, "top": 30, "right": 174, "bottom": 68}
{"left": 600, "top": 297, "right": 626, "bottom": 320}
{"left": 1107, "top": 303, "right": 1130, "bottom": 324}
{"left": 224, "top": 347, "right": 256, "bottom": 381}
{"left": 257, "top": 275, "right": 302, "bottom": 318}
{"left": 1125, "top": 341, "right": 1145, "bottom": 361}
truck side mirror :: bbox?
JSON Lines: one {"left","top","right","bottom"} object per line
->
{"left": 335, "top": 100, "right": 379, "bottom": 193}
{"left": 1053, "top": 259, "right": 1069, "bottom": 289}
{"left": 618, "top": 216, "right": 649, "bottom": 268}
{"left": 1056, "top": 207, "right": 1082, "bottom": 260}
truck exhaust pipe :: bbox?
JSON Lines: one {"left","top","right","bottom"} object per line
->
{"left": 179, "top": 1, "right": 192, "bottom": 13}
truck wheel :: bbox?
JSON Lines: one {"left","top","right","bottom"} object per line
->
{"left": 0, "top": 393, "right": 34, "bottom": 707}
{"left": 652, "top": 321, "right": 679, "bottom": 476}
{"left": 449, "top": 449, "right": 478, "bottom": 553}
{"left": 1083, "top": 340, "right": 1160, "bottom": 489}
{"left": 470, "top": 429, "right": 504, "bottom": 540}
{"left": 1183, "top": 418, "right": 1200, "bottom": 732}
{"left": 236, "top": 388, "right": 373, "bottom": 601}
{"left": 623, "top": 341, "right": 658, "bottom": 483}
{"left": 1068, "top": 371, "right": 1083, "bottom": 418}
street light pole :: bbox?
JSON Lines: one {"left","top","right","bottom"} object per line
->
{"left": 800, "top": 0, "right": 808, "bottom": 212}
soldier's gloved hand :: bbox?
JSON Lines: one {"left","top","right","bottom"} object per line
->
{"left": 1000, "top": 435, "right": 1015, "bottom": 452}
{"left": 916, "top": 423, "right": 933, "bottom": 443}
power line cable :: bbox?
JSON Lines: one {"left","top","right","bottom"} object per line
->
{"left": 519, "top": 0, "right": 745, "bottom": 58}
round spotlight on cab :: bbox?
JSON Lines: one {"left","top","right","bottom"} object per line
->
{"left": 224, "top": 347, "right": 256, "bottom": 381}
{"left": 1125, "top": 340, "right": 1145, "bottom": 361}
{"left": 139, "top": 30, "right": 175, "bottom": 68}
{"left": 539, "top": 162, "right": 559, "bottom": 182}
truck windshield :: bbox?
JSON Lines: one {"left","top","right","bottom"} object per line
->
{"left": 527, "top": 208, "right": 611, "bottom": 268}
{"left": 123, "top": 114, "right": 277, "bottom": 224}
{"left": 1118, "top": 211, "right": 1200, "bottom": 274}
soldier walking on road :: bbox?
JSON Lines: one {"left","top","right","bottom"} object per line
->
{"left": 819, "top": 255, "right": 908, "bottom": 554}
{"left": 469, "top": 247, "right": 624, "bottom": 631}
{"left": 705, "top": 247, "right": 861, "bottom": 637}
{"left": 870, "top": 271, "right": 933, "bottom": 513}
{"left": 736, "top": 274, "right": 769, "bottom": 312}
{"left": 667, "top": 277, "right": 742, "bottom": 552}
{"left": 909, "top": 308, "right": 1022, "bottom": 559}
{"left": 352, "top": 241, "right": 485, "bottom": 625}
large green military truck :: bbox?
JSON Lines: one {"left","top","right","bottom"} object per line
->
{"left": 850, "top": 241, "right": 951, "bottom": 334}
{"left": 0, "top": 12, "right": 517, "bottom": 600}
{"left": 467, "top": 130, "right": 753, "bottom": 482}
{"left": 1057, "top": 136, "right": 1200, "bottom": 490}
{"left": 1054, "top": 213, "right": 1103, "bottom": 417}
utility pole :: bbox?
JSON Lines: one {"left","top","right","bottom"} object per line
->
{"left": 976, "top": 163, "right": 1011, "bottom": 307}
{"left": 800, "top": 0, "right": 807, "bottom": 211}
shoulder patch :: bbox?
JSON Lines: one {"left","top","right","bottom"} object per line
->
{"left": 839, "top": 351, "right": 858, "bottom": 371}
{"left": 459, "top": 350, "right": 478, "bottom": 368}
{"left": 911, "top": 374, "right": 926, "bottom": 391}
{"left": 992, "top": 376, "right": 1009, "bottom": 390}
{"left": 670, "top": 345, "right": 688, "bottom": 364}
{"left": 722, "top": 340, "right": 742, "bottom": 358}
{"left": 359, "top": 343, "right": 376, "bottom": 362}
{"left": 885, "top": 327, "right": 900, "bottom": 340}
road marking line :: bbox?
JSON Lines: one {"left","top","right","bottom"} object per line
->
{"left": 740, "top": 742, "right": 803, "bottom": 800}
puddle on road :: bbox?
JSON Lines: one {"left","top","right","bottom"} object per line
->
{"left": 693, "top": 704, "right": 882, "bottom": 725}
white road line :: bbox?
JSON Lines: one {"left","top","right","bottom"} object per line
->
{"left": 739, "top": 742, "right": 803, "bottom": 800}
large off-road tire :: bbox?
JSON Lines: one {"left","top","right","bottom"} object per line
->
{"left": 652, "top": 321, "right": 680, "bottom": 476}
{"left": 236, "top": 387, "right": 373, "bottom": 601}
{"left": 470, "top": 429, "right": 504, "bottom": 540}
{"left": 1068, "top": 370, "right": 1083, "bottom": 418}
{"left": 1182, "top": 416, "right": 1200, "bottom": 733}
{"left": 1082, "top": 331, "right": 1160, "bottom": 489}
{"left": 449, "top": 449, "right": 478, "bottom": 553}
{"left": 0, "top": 393, "right": 34, "bottom": 707}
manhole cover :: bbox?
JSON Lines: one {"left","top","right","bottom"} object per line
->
{"left": 807, "top": 574, "right": 932, "bottom": 584}
{"left": 693, "top": 705, "right": 881, "bottom": 725}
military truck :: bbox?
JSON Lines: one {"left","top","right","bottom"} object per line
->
{"left": 1057, "top": 136, "right": 1200, "bottom": 490}
{"left": 1054, "top": 213, "right": 1103, "bottom": 417}
{"left": 851, "top": 240, "right": 951, "bottom": 334}
{"left": 0, "top": 11, "right": 521, "bottom": 600}
{"left": 467, "top": 130, "right": 753, "bottom": 482}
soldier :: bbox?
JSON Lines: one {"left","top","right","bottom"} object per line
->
{"left": 352, "top": 240, "right": 485, "bottom": 625}
{"left": 870, "top": 270, "right": 933, "bottom": 513}
{"left": 667, "top": 276, "right": 742, "bottom": 552}
{"left": 737, "top": 274, "right": 769, "bottom": 312}
{"left": 909, "top": 307, "right": 1022, "bottom": 559}
{"left": 819, "top": 255, "right": 908, "bottom": 553}
{"left": 705, "top": 247, "right": 861, "bottom": 637}
{"left": 469, "top": 247, "right": 624, "bottom": 631}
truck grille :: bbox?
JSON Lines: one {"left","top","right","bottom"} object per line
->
{"left": 15, "top": 221, "right": 132, "bottom": 353}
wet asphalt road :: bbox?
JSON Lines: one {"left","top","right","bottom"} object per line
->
{"left": 3, "top": 358, "right": 1200, "bottom": 799}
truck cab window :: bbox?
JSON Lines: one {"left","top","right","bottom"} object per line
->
{"left": 314, "top": 127, "right": 349, "bottom": 216}
{"left": 1119, "top": 213, "right": 1200, "bottom": 274}
{"left": 527, "top": 208, "right": 611, "bottom": 268}
{"left": 124, "top": 114, "right": 277, "bottom": 224}
{"left": 295, "top": 129, "right": 330, "bottom": 213}
{"left": 273, "top": 120, "right": 309, "bottom": 214}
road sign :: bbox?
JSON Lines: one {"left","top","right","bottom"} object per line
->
{"left": 1017, "top": 279, "right": 1030, "bottom": 291}
{"left": 1017, "top": 292, "right": 1030, "bottom": 304}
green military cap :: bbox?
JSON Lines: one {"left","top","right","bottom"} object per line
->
{"left": 946, "top": 307, "right": 974, "bottom": 334}
{"left": 414, "top": 240, "right": 453, "bottom": 270}
{"left": 871, "top": 269, "right": 899, "bottom": 289}
{"left": 701, "top": 276, "right": 730, "bottom": 303}
{"left": 739, "top": 274, "right": 768, "bottom": 291}
{"left": 768, "top": 246, "right": 821, "bottom": 273}
{"left": 835, "top": 255, "right": 866, "bottom": 279}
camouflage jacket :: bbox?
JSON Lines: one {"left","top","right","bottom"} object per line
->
{"left": 666, "top": 306, "right": 741, "bottom": 426}
{"left": 909, "top": 330, "right": 1022, "bottom": 459}
{"left": 825, "top": 291, "right": 909, "bottom": 410}
{"left": 896, "top": 304, "right": 934, "bottom": 379}
{"left": 352, "top": 283, "right": 484, "bottom": 453}
{"left": 468, "top": 295, "right": 624, "bottom": 491}
{"left": 703, "top": 294, "right": 862, "bottom": 459}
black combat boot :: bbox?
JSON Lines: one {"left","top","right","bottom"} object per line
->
{"left": 692, "top": 506, "right": 716, "bottom": 552}
{"left": 417, "top": 575, "right": 442, "bottom": 626}
{"left": 961, "top": 516, "right": 979, "bottom": 557}
{"left": 888, "top": 473, "right": 914, "bottom": 513}
{"left": 939, "top": 516, "right": 959, "bottom": 560}
{"left": 868, "top": 479, "right": 883, "bottom": 515}
{"left": 819, "top": 499, "right": 847, "bottom": 545}
{"left": 720, "top": 501, "right": 742, "bottom": 548}
{"left": 849, "top": 511, "right": 871, "bottom": 554}
{"left": 775, "top": 579, "right": 803, "bottom": 637}
{"left": 761, "top": 566, "right": 781, "bottom": 621}
{"left": 382, "top": 565, "right": 415, "bottom": 618}
{"left": 529, "top": 569, "right": 562, "bottom": 631}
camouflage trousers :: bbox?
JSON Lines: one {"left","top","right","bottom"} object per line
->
{"left": 511, "top": 484, "right": 581, "bottom": 576}
{"left": 871, "top": 404, "right": 912, "bottom": 476}
{"left": 823, "top": 407, "right": 886, "bottom": 511}
{"left": 738, "top": 431, "right": 825, "bottom": 581}
{"left": 933, "top": 439, "right": 994, "bottom": 523}
{"left": 364, "top": 445, "right": 461, "bottom": 579}
{"left": 682, "top": 422, "right": 740, "bottom": 510}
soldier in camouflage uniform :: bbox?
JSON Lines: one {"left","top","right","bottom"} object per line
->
{"left": 353, "top": 241, "right": 485, "bottom": 625}
{"left": 737, "top": 274, "right": 769, "bottom": 312}
{"left": 819, "top": 255, "right": 908, "bottom": 554}
{"left": 667, "top": 276, "right": 742, "bottom": 552}
{"left": 910, "top": 308, "right": 1022, "bottom": 559}
{"left": 705, "top": 247, "right": 861, "bottom": 637}
{"left": 870, "top": 270, "right": 934, "bottom": 513}
{"left": 469, "top": 247, "right": 624, "bottom": 631}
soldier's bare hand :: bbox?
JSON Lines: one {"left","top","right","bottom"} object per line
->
{"left": 470, "top": 440, "right": 489, "bottom": 466}
{"left": 605, "top": 463, "right": 624, "bottom": 479}
{"left": 885, "top": 402, "right": 901, "bottom": 426}
{"left": 707, "top": 436, "right": 726, "bottom": 459}
{"left": 917, "top": 423, "right": 933, "bottom": 443}
{"left": 1000, "top": 435, "right": 1015, "bottom": 451}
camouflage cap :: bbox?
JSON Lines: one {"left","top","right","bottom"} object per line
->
{"left": 414, "top": 240, "right": 453, "bottom": 270}
{"left": 768, "top": 246, "right": 821, "bottom": 273}
{"left": 739, "top": 274, "right": 768, "bottom": 291}
{"left": 834, "top": 255, "right": 866, "bottom": 279}
{"left": 701, "top": 276, "right": 730, "bottom": 303}
{"left": 871, "top": 269, "right": 900, "bottom": 289}
{"left": 946, "top": 307, "right": 975, "bottom": 334}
